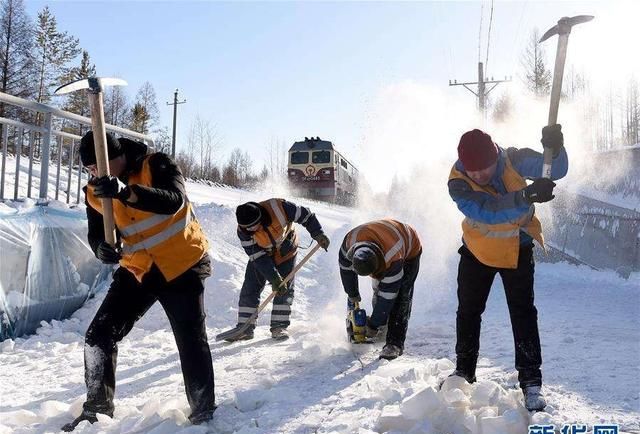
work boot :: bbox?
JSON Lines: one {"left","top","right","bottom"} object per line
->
{"left": 271, "top": 327, "right": 289, "bottom": 341}
{"left": 449, "top": 369, "right": 476, "bottom": 384}
{"left": 379, "top": 344, "right": 403, "bottom": 360}
{"left": 439, "top": 370, "right": 476, "bottom": 390}
{"left": 189, "top": 408, "right": 215, "bottom": 425}
{"left": 523, "top": 385, "right": 547, "bottom": 411}
{"left": 61, "top": 410, "right": 98, "bottom": 432}
{"left": 224, "top": 327, "right": 254, "bottom": 342}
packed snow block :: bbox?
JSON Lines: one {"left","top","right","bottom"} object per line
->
{"left": 376, "top": 405, "right": 416, "bottom": 433}
{"left": 0, "top": 409, "right": 40, "bottom": 426}
{"left": 234, "top": 389, "right": 269, "bottom": 412}
{"left": 441, "top": 375, "right": 472, "bottom": 395}
{"left": 0, "top": 205, "right": 106, "bottom": 340}
{"left": 470, "top": 381, "right": 500, "bottom": 407}
{"left": 408, "top": 419, "right": 436, "bottom": 434}
{"left": 399, "top": 386, "right": 442, "bottom": 420}
{"left": 478, "top": 415, "right": 510, "bottom": 434}
{"left": 443, "top": 388, "right": 470, "bottom": 406}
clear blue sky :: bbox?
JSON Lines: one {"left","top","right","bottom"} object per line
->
{"left": 26, "top": 1, "right": 633, "bottom": 189}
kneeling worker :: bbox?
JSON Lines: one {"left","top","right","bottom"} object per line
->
{"left": 339, "top": 219, "right": 422, "bottom": 360}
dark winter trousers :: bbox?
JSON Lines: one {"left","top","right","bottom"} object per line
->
{"left": 237, "top": 256, "right": 295, "bottom": 331}
{"left": 455, "top": 245, "right": 542, "bottom": 387}
{"left": 383, "top": 253, "right": 421, "bottom": 350}
{"left": 82, "top": 257, "right": 215, "bottom": 419}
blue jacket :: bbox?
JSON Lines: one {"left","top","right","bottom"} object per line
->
{"left": 448, "top": 145, "right": 568, "bottom": 244}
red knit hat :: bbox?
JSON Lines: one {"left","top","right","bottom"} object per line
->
{"left": 457, "top": 129, "right": 498, "bottom": 171}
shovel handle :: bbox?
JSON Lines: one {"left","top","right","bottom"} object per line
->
{"left": 245, "top": 243, "right": 322, "bottom": 325}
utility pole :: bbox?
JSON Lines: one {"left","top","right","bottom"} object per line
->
{"left": 166, "top": 89, "right": 186, "bottom": 158}
{"left": 449, "top": 62, "right": 511, "bottom": 113}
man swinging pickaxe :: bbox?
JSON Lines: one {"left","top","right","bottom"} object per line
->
{"left": 55, "top": 77, "right": 127, "bottom": 247}
{"left": 539, "top": 15, "right": 593, "bottom": 178}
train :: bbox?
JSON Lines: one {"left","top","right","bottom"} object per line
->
{"left": 287, "top": 137, "right": 358, "bottom": 205}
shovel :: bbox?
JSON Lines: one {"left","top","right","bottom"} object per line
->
{"left": 216, "top": 243, "right": 322, "bottom": 342}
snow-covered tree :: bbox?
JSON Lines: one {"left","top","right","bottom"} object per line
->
{"left": 521, "top": 29, "right": 551, "bottom": 97}
{"left": 129, "top": 81, "right": 158, "bottom": 134}
{"left": 33, "top": 6, "right": 80, "bottom": 106}
{"left": 0, "top": 0, "right": 33, "bottom": 100}
{"left": 61, "top": 50, "right": 95, "bottom": 135}
{"left": 104, "top": 85, "right": 129, "bottom": 127}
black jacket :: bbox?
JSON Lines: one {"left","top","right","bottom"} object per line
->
{"left": 84, "top": 139, "right": 187, "bottom": 255}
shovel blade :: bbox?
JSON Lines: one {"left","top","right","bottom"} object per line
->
{"left": 215, "top": 323, "right": 252, "bottom": 342}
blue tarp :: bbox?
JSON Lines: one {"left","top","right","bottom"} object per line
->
{"left": 0, "top": 204, "right": 108, "bottom": 340}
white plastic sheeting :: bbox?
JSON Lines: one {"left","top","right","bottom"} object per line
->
{"left": 0, "top": 204, "right": 108, "bottom": 340}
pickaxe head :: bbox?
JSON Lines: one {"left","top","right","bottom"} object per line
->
{"left": 54, "top": 77, "right": 127, "bottom": 95}
{"left": 539, "top": 15, "right": 594, "bottom": 42}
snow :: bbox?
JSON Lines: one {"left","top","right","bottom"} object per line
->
{"left": 0, "top": 181, "right": 638, "bottom": 433}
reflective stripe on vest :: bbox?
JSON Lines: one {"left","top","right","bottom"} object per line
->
{"left": 122, "top": 207, "right": 192, "bottom": 254}
{"left": 248, "top": 199, "right": 297, "bottom": 265}
{"left": 449, "top": 153, "right": 544, "bottom": 269}
{"left": 344, "top": 219, "right": 421, "bottom": 268}
{"left": 463, "top": 217, "right": 521, "bottom": 238}
{"left": 378, "top": 219, "right": 405, "bottom": 262}
{"left": 84, "top": 155, "right": 209, "bottom": 282}
{"left": 119, "top": 212, "right": 176, "bottom": 237}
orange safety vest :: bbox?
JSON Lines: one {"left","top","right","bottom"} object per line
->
{"left": 449, "top": 155, "right": 544, "bottom": 269}
{"left": 250, "top": 199, "right": 298, "bottom": 265}
{"left": 86, "top": 156, "right": 209, "bottom": 282}
{"left": 344, "top": 219, "right": 421, "bottom": 277}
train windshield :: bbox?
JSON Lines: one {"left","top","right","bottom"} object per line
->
{"left": 291, "top": 151, "right": 309, "bottom": 164}
{"left": 312, "top": 150, "right": 331, "bottom": 164}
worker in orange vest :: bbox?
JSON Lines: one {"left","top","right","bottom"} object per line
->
{"left": 338, "top": 219, "right": 422, "bottom": 360}
{"left": 447, "top": 125, "right": 567, "bottom": 411}
{"left": 226, "top": 199, "right": 330, "bottom": 342}
{"left": 62, "top": 132, "right": 215, "bottom": 431}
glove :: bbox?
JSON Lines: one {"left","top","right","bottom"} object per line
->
{"left": 541, "top": 124, "right": 564, "bottom": 157}
{"left": 523, "top": 178, "right": 556, "bottom": 204}
{"left": 269, "top": 274, "right": 287, "bottom": 295}
{"left": 365, "top": 318, "right": 379, "bottom": 339}
{"left": 96, "top": 241, "right": 122, "bottom": 264}
{"left": 313, "top": 233, "right": 330, "bottom": 251}
{"left": 90, "top": 175, "right": 131, "bottom": 201}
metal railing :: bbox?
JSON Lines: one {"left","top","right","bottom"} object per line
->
{"left": 0, "top": 92, "right": 154, "bottom": 204}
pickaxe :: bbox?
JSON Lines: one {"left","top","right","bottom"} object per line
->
{"left": 539, "top": 15, "right": 593, "bottom": 178}
{"left": 55, "top": 77, "right": 127, "bottom": 246}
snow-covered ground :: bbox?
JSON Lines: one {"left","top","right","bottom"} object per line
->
{"left": 0, "top": 181, "right": 638, "bottom": 434}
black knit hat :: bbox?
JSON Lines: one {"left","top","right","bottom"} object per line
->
{"left": 236, "top": 202, "right": 262, "bottom": 228}
{"left": 351, "top": 245, "right": 381, "bottom": 276}
{"left": 79, "top": 131, "right": 124, "bottom": 166}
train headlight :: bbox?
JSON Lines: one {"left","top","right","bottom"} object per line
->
{"left": 322, "top": 169, "right": 331, "bottom": 175}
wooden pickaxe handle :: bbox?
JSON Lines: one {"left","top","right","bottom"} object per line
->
{"left": 542, "top": 33, "right": 569, "bottom": 179}
{"left": 55, "top": 77, "right": 128, "bottom": 248}
{"left": 540, "top": 15, "right": 593, "bottom": 178}
{"left": 88, "top": 91, "right": 117, "bottom": 246}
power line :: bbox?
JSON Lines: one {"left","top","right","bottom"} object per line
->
{"left": 485, "top": 0, "right": 495, "bottom": 76}
{"left": 478, "top": 2, "right": 484, "bottom": 64}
